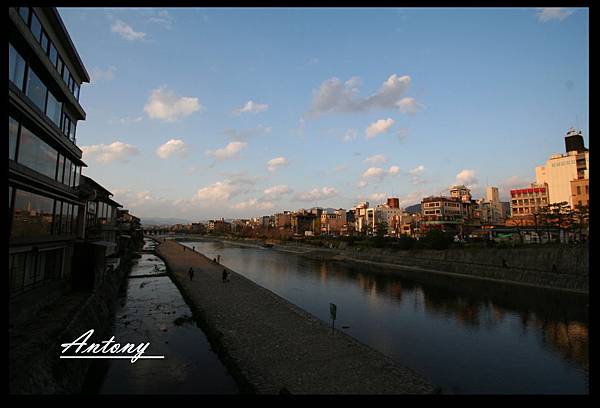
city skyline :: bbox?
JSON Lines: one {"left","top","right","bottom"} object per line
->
{"left": 58, "top": 7, "right": 589, "bottom": 220}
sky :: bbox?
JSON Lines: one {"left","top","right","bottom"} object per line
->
{"left": 58, "top": 7, "right": 589, "bottom": 221}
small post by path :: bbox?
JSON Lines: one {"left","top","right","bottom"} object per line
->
{"left": 330, "top": 303, "right": 337, "bottom": 336}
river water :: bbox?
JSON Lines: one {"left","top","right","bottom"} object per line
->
{"left": 182, "top": 239, "right": 588, "bottom": 394}
{"left": 81, "top": 238, "right": 239, "bottom": 394}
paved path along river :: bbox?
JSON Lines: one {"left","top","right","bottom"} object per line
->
{"left": 155, "top": 238, "right": 434, "bottom": 394}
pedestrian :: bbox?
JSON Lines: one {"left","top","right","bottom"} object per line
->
{"left": 213, "top": 257, "right": 217, "bottom": 263}
{"left": 222, "top": 269, "right": 228, "bottom": 283}
{"left": 188, "top": 267, "right": 194, "bottom": 281}
{"left": 217, "top": 255, "right": 221, "bottom": 264}
{"left": 192, "top": 246, "right": 195, "bottom": 252}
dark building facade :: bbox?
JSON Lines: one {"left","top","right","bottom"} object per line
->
{"left": 9, "top": 7, "right": 90, "bottom": 324}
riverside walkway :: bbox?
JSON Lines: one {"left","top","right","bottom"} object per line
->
{"left": 154, "top": 238, "right": 434, "bottom": 394}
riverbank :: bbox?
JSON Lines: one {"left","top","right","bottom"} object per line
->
{"left": 9, "top": 256, "right": 131, "bottom": 394}
{"left": 154, "top": 238, "right": 434, "bottom": 394}
{"left": 178, "top": 236, "right": 588, "bottom": 294}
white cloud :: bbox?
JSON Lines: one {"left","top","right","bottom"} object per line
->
{"left": 455, "top": 169, "right": 478, "bottom": 187}
{"left": 263, "top": 185, "right": 292, "bottom": 200}
{"left": 206, "top": 141, "right": 248, "bottom": 161}
{"left": 408, "top": 165, "right": 425, "bottom": 176}
{"left": 90, "top": 66, "right": 117, "bottom": 83}
{"left": 362, "top": 167, "right": 386, "bottom": 180}
{"left": 147, "top": 10, "right": 174, "bottom": 29}
{"left": 223, "top": 124, "right": 272, "bottom": 141}
{"left": 232, "top": 198, "right": 274, "bottom": 211}
{"left": 109, "top": 116, "right": 143, "bottom": 124}
{"left": 267, "top": 156, "right": 289, "bottom": 172}
{"left": 388, "top": 165, "right": 401, "bottom": 175}
{"left": 366, "top": 118, "right": 395, "bottom": 139}
{"left": 156, "top": 139, "right": 189, "bottom": 159}
{"left": 536, "top": 8, "right": 574, "bottom": 22}
{"left": 195, "top": 181, "right": 244, "bottom": 203}
{"left": 309, "top": 73, "right": 420, "bottom": 116}
{"left": 81, "top": 141, "right": 140, "bottom": 164}
{"left": 364, "top": 154, "right": 387, "bottom": 165}
{"left": 111, "top": 19, "right": 146, "bottom": 41}
{"left": 342, "top": 129, "right": 358, "bottom": 142}
{"left": 357, "top": 180, "right": 368, "bottom": 188}
{"left": 396, "top": 97, "right": 425, "bottom": 115}
{"left": 144, "top": 87, "right": 202, "bottom": 122}
{"left": 294, "top": 186, "right": 338, "bottom": 202}
{"left": 233, "top": 100, "right": 269, "bottom": 115}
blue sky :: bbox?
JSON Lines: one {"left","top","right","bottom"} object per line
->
{"left": 58, "top": 7, "right": 589, "bottom": 220}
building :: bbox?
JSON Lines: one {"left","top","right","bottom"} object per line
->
{"left": 291, "top": 210, "right": 318, "bottom": 235}
{"left": 478, "top": 186, "right": 506, "bottom": 225}
{"left": 320, "top": 209, "right": 346, "bottom": 235}
{"left": 420, "top": 196, "right": 464, "bottom": 235}
{"left": 9, "top": 7, "right": 90, "bottom": 323}
{"left": 353, "top": 202, "right": 370, "bottom": 234}
{"left": 509, "top": 183, "right": 549, "bottom": 217}
{"left": 275, "top": 211, "right": 292, "bottom": 229}
{"left": 535, "top": 128, "right": 589, "bottom": 207}
{"left": 571, "top": 178, "right": 589, "bottom": 209}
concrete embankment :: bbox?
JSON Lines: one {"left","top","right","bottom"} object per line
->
{"left": 9, "top": 258, "right": 131, "bottom": 394}
{"left": 154, "top": 238, "right": 434, "bottom": 394}
{"left": 188, "top": 237, "right": 588, "bottom": 294}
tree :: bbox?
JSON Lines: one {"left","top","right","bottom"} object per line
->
{"left": 571, "top": 204, "right": 589, "bottom": 242}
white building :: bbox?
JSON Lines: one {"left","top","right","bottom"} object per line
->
{"left": 535, "top": 129, "right": 589, "bottom": 207}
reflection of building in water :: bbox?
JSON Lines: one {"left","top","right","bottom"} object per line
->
{"left": 538, "top": 320, "right": 588, "bottom": 370}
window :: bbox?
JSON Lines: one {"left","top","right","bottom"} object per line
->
{"left": 65, "top": 159, "right": 72, "bottom": 186}
{"left": 9, "top": 116, "right": 19, "bottom": 160}
{"left": 25, "top": 67, "right": 47, "bottom": 112}
{"left": 57, "top": 57, "right": 64, "bottom": 77}
{"left": 71, "top": 205, "right": 79, "bottom": 235}
{"left": 73, "top": 166, "right": 80, "bottom": 187}
{"left": 60, "top": 202, "right": 70, "bottom": 234}
{"left": 9, "top": 43, "right": 26, "bottom": 90}
{"left": 585, "top": 185, "right": 589, "bottom": 194}
{"left": 10, "top": 252, "right": 28, "bottom": 294}
{"left": 9, "top": 249, "right": 63, "bottom": 295}
{"left": 45, "top": 90, "right": 62, "bottom": 127}
{"left": 74, "top": 83, "right": 80, "bottom": 100}
{"left": 18, "top": 7, "right": 30, "bottom": 24}
{"left": 11, "top": 189, "right": 55, "bottom": 238}
{"left": 48, "top": 42, "right": 58, "bottom": 67}
{"left": 30, "top": 12, "right": 42, "bottom": 43}
{"left": 40, "top": 31, "right": 49, "bottom": 53}
{"left": 69, "top": 120, "right": 76, "bottom": 142}
{"left": 17, "top": 124, "right": 58, "bottom": 179}
{"left": 62, "top": 65, "right": 70, "bottom": 85}
{"left": 53, "top": 201, "right": 62, "bottom": 234}
{"left": 62, "top": 114, "right": 71, "bottom": 138}
{"left": 69, "top": 162, "right": 76, "bottom": 187}
{"left": 56, "top": 154, "right": 65, "bottom": 183}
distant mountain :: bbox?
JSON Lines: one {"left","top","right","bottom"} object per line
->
{"left": 140, "top": 217, "right": 193, "bottom": 226}
{"left": 404, "top": 204, "right": 421, "bottom": 214}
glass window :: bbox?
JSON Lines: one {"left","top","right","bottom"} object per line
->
{"left": 10, "top": 253, "right": 27, "bottom": 294}
{"left": 64, "top": 158, "right": 71, "bottom": 186}
{"left": 48, "top": 42, "right": 58, "bottom": 66}
{"left": 56, "top": 154, "right": 65, "bottom": 183}
{"left": 74, "top": 83, "right": 80, "bottom": 100}
{"left": 57, "top": 57, "right": 64, "bottom": 77}
{"left": 40, "top": 31, "right": 49, "bottom": 53}
{"left": 62, "top": 114, "right": 70, "bottom": 137}
{"left": 17, "top": 124, "right": 58, "bottom": 179}
{"left": 45, "top": 90, "right": 62, "bottom": 127}
{"left": 9, "top": 116, "right": 19, "bottom": 160}
{"left": 69, "top": 120, "right": 76, "bottom": 142}
{"left": 11, "top": 189, "right": 54, "bottom": 238}
{"left": 25, "top": 67, "right": 47, "bottom": 112}
{"left": 72, "top": 205, "right": 79, "bottom": 235}
{"left": 70, "top": 162, "right": 76, "bottom": 187}
{"left": 53, "top": 200, "right": 62, "bottom": 234}
{"left": 74, "top": 166, "right": 80, "bottom": 187}
{"left": 62, "top": 65, "right": 70, "bottom": 85}
{"left": 18, "top": 7, "right": 30, "bottom": 24}
{"left": 61, "top": 203, "right": 70, "bottom": 234}
{"left": 30, "top": 12, "right": 42, "bottom": 42}
{"left": 9, "top": 43, "right": 27, "bottom": 90}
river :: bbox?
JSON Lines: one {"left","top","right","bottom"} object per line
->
{"left": 81, "top": 238, "right": 239, "bottom": 394}
{"left": 181, "top": 238, "right": 588, "bottom": 394}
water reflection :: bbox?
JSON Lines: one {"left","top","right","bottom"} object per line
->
{"left": 82, "top": 239, "right": 238, "bottom": 394}
{"left": 182, "top": 239, "right": 588, "bottom": 394}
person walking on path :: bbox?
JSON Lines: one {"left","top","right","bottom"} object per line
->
{"left": 222, "top": 269, "right": 228, "bottom": 283}
{"left": 188, "top": 267, "right": 194, "bottom": 281}
{"left": 217, "top": 254, "right": 221, "bottom": 264}
{"left": 192, "top": 246, "right": 195, "bottom": 252}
